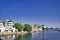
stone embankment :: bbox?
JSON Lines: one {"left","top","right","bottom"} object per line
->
{"left": 0, "top": 31, "right": 28, "bottom": 35}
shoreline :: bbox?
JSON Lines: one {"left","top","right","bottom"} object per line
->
{"left": 0, "top": 31, "right": 41, "bottom": 36}
{"left": 0, "top": 31, "right": 29, "bottom": 36}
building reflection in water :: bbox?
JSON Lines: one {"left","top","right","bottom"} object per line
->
{"left": 32, "top": 31, "right": 48, "bottom": 40}
{"left": 32, "top": 32, "right": 39, "bottom": 40}
{"left": 0, "top": 35, "right": 17, "bottom": 40}
{"left": 14, "top": 33, "right": 32, "bottom": 40}
{"left": 0, "top": 31, "right": 48, "bottom": 40}
{"left": 0, "top": 33, "right": 32, "bottom": 40}
{"left": 42, "top": 31, "right": 47, "bottom": 40}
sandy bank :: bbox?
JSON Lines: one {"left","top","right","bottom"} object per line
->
{"left": 0, "top": 31, "right": 28, "bottom": 35}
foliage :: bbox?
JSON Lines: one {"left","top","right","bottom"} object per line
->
{"left": 24, "top": 33, "right": 32, "bottom": 38}
{"left": 15, "top": 33, "right": 32, "bottom": 40}
{"left": 14, "top": 35, "right": 23, "bottom": 40}
{"left": 24, "top": 24, "right": 32, "bottom": 32}
{"left": 13, "top": 23, "right": 23, "bottom": 31}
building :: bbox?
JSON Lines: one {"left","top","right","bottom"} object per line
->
{"left": 32, "top": 24, "right": 38, "bottom": 32}
{"left": 38, "top": 26, "right": 42, "bottom": 31}
{"left": 32, "top": 24, "right": 42, "bottom": 32}
{"left": 4, "top": 19, "right": 14, "bottom": 32}
{"left": 0, "top": 19, "right": 18, "bottom": 32}
{"left": 0, "top": 22, "right": 5, "bottom": 32}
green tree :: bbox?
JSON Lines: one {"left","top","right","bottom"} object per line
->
{"left": 24, "top": 24, "right": 32, "bottom": 32}
{"left": 13, "top": 23, "right": 23, "bottom": 31}
{"left": 14, "top": 35, "right": 23, "bottom": 40}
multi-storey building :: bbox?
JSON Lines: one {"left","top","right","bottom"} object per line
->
{"left": 0, "top": 22, "right": 5, "bottom": 32}
{"left": 32, "top": 24, "right": 42, "bottom": 32}
{"left": 0, "top": 19, "right": 17, "bottom": 32}
{"left": 5, "top": 19, "right": 14, "bottom": 31}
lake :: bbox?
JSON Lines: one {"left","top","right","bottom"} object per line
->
{"left": 0, "top": 30, "right": 60, "bottom": 40}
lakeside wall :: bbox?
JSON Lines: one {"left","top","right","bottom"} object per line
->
{"left": 0, "top": 31, "right": 28, "bottom": 35}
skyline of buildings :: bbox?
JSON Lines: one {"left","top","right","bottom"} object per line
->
{"left": 0, "top": 19, "right": 60, "bottom": 34}
{"left": 0, "top": 18, "right": 59, "bottom": 28}
{"left": 0, "top": 19, "right": 47, "bottom": 33}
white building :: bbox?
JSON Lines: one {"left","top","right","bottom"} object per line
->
{"left": 0, "top": 22, "right": 5, "bottom": 32}
{"left": 38, "top": 27, "right": 42, "bottom": 31}
{"left": 32, "top": 24, "right": 42, "bottom": 32}
{"left": 0, "top": 19, "right": 18, "bottom": 32}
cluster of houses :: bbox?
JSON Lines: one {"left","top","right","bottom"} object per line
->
{"left": 0, "top": 19, "right": 18, "bottom": 33}
{"left": 32, "top": 24, "right": 47, "bottom": 32}
{"left": 0, "top": 19, "right": 47, "bottom": 33}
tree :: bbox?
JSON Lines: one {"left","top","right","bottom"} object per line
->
{"left": 13, "top": 23, "right": 23, "bottom": 31}
{"left": 24, "top": 24, "right": 32, "bottom": 32}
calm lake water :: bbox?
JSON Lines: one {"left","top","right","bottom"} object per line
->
{"left": 0, "top": 30, "right": 60, "bottom": 40}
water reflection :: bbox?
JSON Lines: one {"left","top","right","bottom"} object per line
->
{"left": 42, "top": 31, "right": 47, "bottom": 40}
{"left": 0, "top": 30, "right": 60, "bottom": 40}
{"left": 32, "top": 31, "right": 47, "bottom": 40}
{"left": 0, "top": 35, "right": 16, "bottom": 40}
{"left": 14, "top": 35, "right": 23, "bottom": 40}
{"left": 14, "top": 33, "right": 32, "bottom": 40}
{"left": 0, "top": 33, "right": 32, "bottom": 40}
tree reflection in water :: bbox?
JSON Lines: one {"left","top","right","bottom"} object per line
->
{"left": 14, "top": 33, "right": 32, "bottom": 40}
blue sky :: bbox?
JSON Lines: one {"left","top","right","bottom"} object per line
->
{"left": 0, "top": 0, "right": 60, "bottom": 28}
